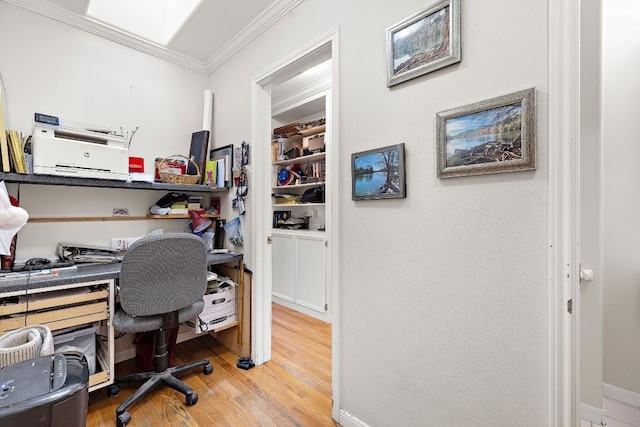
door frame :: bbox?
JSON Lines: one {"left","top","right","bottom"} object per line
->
{"left": 250, "top": 28, "right": 341, "bottom": 420}
{"left": 548, "top": 0, "right": 581, "bottom": 425}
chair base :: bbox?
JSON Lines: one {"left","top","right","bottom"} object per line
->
{"left": 109, "top": 359, "right": 213, "bottom": 426}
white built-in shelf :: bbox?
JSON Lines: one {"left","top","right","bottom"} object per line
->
{"left": 272, "top": 203, "right": 325, "bottom": 208}
{"left": 272, "top": 182, "right": 325, "bottom": 191}
{"left": 272, "top": 152, "right": 325, "bottom": 166}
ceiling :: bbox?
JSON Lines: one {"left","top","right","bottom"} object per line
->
{"left": 8, "top": 0, "right": 304, "bottom": 73}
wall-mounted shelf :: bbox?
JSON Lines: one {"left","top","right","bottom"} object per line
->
{"left": 28, "top": 214, "right": 221, "bottom": 223}
{"left": 0, "top": 172, "right": 227, "bottom": 193}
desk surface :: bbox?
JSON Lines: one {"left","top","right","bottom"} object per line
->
{"left": 0, "top": 252, "right": 243, "bottom": 294}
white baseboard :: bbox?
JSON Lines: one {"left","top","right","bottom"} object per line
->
{"left": 604, "top": 383, "right": 640, "bottom": 408}
{"left": 581, "top": 402, "right": 606, "bottom": 425}
{"left": 339, "top": 409, "right": 370, "bottom": 427}
{"left": 272, "top": 295, "right": 331, "bottom": 323}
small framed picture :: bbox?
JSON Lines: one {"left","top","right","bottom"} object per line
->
{"left": 386, "top": 0, "right": 461, "bottom": 87}
{"left": 436, "top": 87, "right": 536, "bottom": 178}
{"left": 352, "top": 143, "right": 406, "bottom": 200}
{"left": 209, "top": 197, "right": 221, "bottom": 215}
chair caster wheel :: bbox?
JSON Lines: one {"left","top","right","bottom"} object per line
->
{"left": 203, "top": 362, "right": 213, "bottom": 375}
{"left": 117, "top": 411, "right": 131, "bottom": 427}
{"left": 108, "top": 384, "right": 120, "bottom": 397}
{"left": 186, "top": 392, "right": 199, "bottom": 406}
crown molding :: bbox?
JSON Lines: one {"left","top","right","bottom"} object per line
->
{"left": 3, "top": 0, "right": 304, "bottom": 75}
{"left": 205, "top": 0, "right": 305, "bottom": 74}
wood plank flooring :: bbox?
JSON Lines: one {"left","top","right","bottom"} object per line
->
{"left": 87, "top": 303, "right": 338, "bottom": 426}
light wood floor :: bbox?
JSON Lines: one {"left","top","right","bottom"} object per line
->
{"left": 87, "top": 303, "right": 337, "bottom": 426}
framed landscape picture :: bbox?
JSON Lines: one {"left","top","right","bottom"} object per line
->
{"left": 352, "top": 143, "right": 406, "bottom": 200}
{"left": 386, "top": 0, "right": 461, "bottom": 87}
{"left": 436, "top": 87, "right": 536, "bottom": 178}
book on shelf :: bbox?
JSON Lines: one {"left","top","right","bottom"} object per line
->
{"left": 7, "top": 130, "right": 27, "bottom": 173}
{"left": 169, "top": 207, "right": 189, "bottom": 215}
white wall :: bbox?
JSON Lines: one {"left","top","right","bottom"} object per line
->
{"left": 210, "top": 0, "right": 549, "bottom": 424}
{"left": 0, "top": 2, "right": 209, "bottom": 259}
{"left": 602, "top": 0, "right": 640, "bottom": 395}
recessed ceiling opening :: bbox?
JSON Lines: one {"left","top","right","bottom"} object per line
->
{"left": 87, "top": 0, "right": 202, "bottom": 45}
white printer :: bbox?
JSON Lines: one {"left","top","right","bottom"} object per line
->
{"left": 31, "top": 113, "right": 129, "bottom": 180}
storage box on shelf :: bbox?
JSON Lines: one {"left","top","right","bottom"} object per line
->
{"left": 192, "top": 275, "right": 238, "bottom": 334}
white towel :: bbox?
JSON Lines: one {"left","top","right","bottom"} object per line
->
{"left": 0, "top": 325, "right": 54, "bottom": 368}
{"left": 0, "top": 181, "right": 29, "bottom": 255}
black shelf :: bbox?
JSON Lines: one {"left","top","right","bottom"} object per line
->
{"left": 0, "top": 172, "right": 228, "bottom": 193}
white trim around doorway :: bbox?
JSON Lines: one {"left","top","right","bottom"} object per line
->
{"left": 250, "top": 27, "right": 341, "bottom": 422}
{"left": 548, "top": 0, "right": 581, "bottom": 425}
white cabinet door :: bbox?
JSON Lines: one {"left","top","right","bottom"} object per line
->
{"left": 272, "top": 234, "right": 295, "bottom": 301}
{"left": 295, "top": 235, "right": 326, "bottom": 312}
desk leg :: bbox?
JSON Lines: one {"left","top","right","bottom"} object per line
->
{"left": 214, "top": 262, "right": 251, "bottom": 358}
{"left": 236, "top": 262, "right": 244, "bottom": 350}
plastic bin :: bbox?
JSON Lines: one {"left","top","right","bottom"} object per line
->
{"left": 53, "top": 324, "right": 97, "bottom": 375}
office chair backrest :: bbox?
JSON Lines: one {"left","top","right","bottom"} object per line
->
{"left": 118, "top": 233, "right": 207, "bottom": 317}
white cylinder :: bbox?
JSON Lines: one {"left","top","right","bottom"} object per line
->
{"left": 202, "top": 89, "right": 213, "bottom": 132}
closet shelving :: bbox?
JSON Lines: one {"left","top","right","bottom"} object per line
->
{"left": 271, "top": 122, "right": 326, "bottom": 232}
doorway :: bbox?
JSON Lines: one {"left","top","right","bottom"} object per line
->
{"left": 251, "top": 29, "right": 340, "bottom": 420}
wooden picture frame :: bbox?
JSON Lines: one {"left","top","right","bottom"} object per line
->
{"left": 352, "top": 143, "right": 406, "bottom": 200}
{"left": 436, "top": 88, "right": 536, "bottom": 178}
{"left": 386, "top": 0, "right": 461, "bottom": 87}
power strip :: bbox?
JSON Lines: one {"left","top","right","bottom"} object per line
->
{"left": 110, "top": 237, "right": 142, "bottom": 251}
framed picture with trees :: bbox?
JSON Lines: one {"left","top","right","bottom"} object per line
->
{"left": 351, "top": 143, "right": 406, "bottom": 200}
{"left": 436, "top": 87, "right": 536, "bottom": 178}
{"left": 386, "top": 0, "right": 461, "bottom": 87}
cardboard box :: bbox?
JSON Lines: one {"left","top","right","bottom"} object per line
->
{"left": 303, "top": 132, "right": 325, "bottom": 151}
{"left": 195, "top": 309, "right": 237, "bottom": 333}
{"left": 194, "top": 281, "right": 237, "bottom": 333}
{"left": 201, "top": 284, "right": 235, "bottom": 316}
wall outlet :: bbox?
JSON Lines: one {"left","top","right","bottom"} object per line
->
{"left": 110, "top": 237, "right": 142, "bottom": 251}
